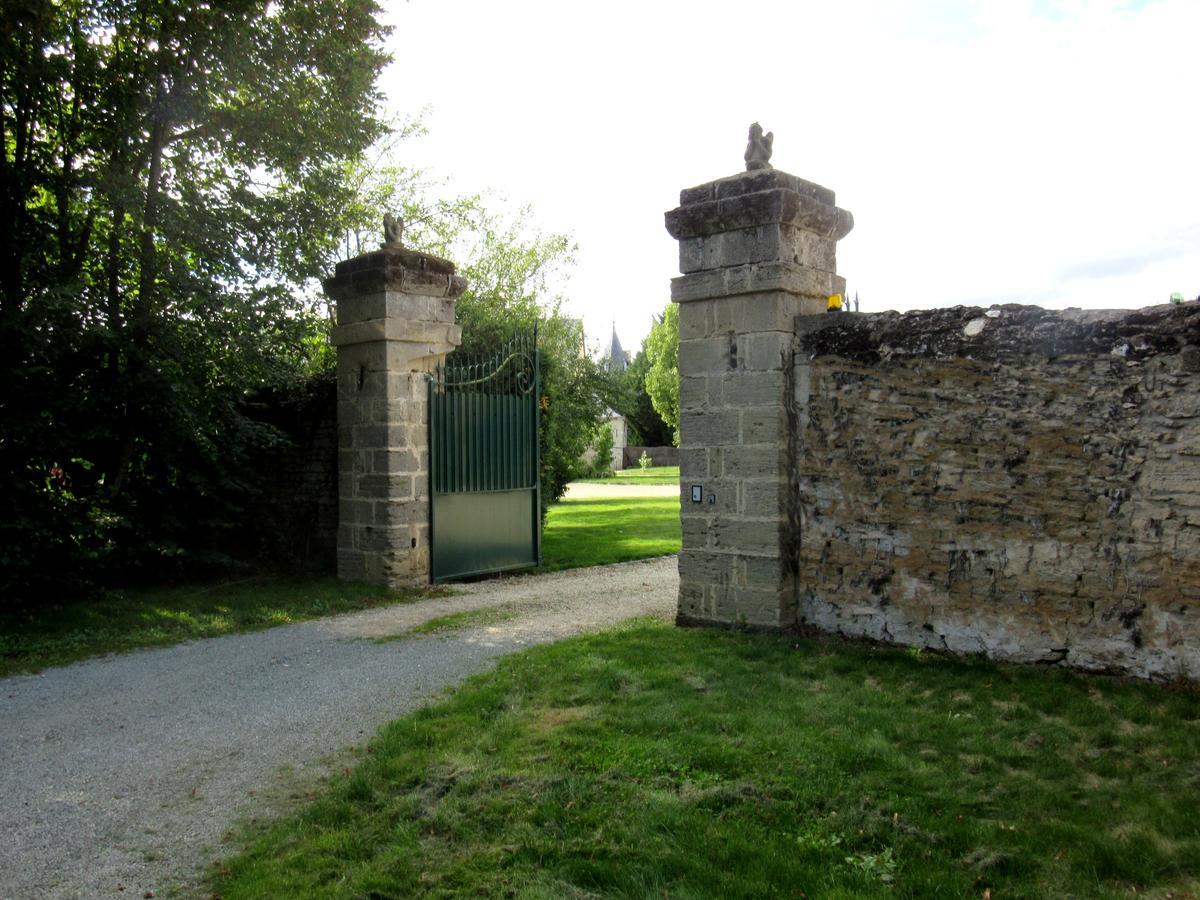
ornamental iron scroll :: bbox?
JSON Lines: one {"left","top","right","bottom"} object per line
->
{"left": 432, "top": 330, "right": 538, "bottom": 397}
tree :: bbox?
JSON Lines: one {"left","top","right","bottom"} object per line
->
{"left": 450, "top": 208, "right": 610, "bottom": 509}
{"left": 616, "top": 349, "right": 673, "bottom": 447}
{"left": 0, "top": 0, "right": 390, "bottom": 602}
{"left": 334, "top": 127, "right": 611, "bottom": 510}
{"left": 643, "top": 303, "right": 680, "bottom": 444}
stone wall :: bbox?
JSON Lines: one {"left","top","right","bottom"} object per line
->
{"left": 623, "top": 446, "right": 679, "bottom": 468}
{"left": 663, "top": 159, "right": 1199, "bottom": 680}
{"left": 792, "top": 303, "right": 1200, "bottom": 680}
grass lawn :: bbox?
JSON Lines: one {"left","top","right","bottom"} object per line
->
{"left": 577, "top": 465, "right": 680, "bottom": 486}
{"left": 210, "top": 620, "right": 1200, "bottom": 898}
{"left": 0, "top": 578, "right": 430, "bottom": 677}
{"left": 540, "top": 495, "right": 681, "bottom": 571}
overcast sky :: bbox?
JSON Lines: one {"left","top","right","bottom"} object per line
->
{"left": 378, "top": 0, "right": 1198, "bottom": 354}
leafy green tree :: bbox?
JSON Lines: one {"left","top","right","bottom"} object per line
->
{"left": 0, "top": 0, "right": 390, "bottom": 602}
{"left": 587, "top": 423, "right": 615, "bottom": 479}
{"left": 335, "top": 128, "right": 611, "bottom": 510}
{"left": 644, "top": 303, "right": 680, "bottom": 445}
{"left": 616, "top": 349, "right": 673, "bottom": 446}
{"left": 449, "top": 209, "right": 610, "bottom": 509}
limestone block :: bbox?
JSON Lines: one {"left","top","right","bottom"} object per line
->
{"left": 731, "top": 367, "right": 789, "bottom": 410}
{"left": 671, "top": 262, "right": 843, "bottom": 305}
{"left": 679, "top": 409, "right": 740, "bottom": 448}
{"left": 741, "top": 408, "right": 787, "bottom": 444}
{"left": 739, "top": 479, "right": 788, "bottom": 516}
{"left": 679, "top": 169, "right": 836, "bottom": 207}
{"left": 741, "top": 332, "right": 793, "bottom": 372}
{"left": 678, "top": 448, "right": 710, "bottom": 479}
{"left": 720, "top": 446, "right": 784, "bottom": 479}
{"left": 678, "top": 337, "right": 734, "bottom": 376}
{"left": 679, "top": 226, "right": 836, "bottom": 274}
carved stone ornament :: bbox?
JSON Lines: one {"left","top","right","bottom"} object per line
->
{"left": 744, "top": 122, "right": 774, "bottom": 171}
{"left": 382, "top": 212, "right": 404, "bottom": 247}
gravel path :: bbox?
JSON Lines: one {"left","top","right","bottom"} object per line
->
{"left": 0, "top": 557, "right": 678, "bottom": 899}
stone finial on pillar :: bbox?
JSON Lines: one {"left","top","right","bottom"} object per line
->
{"left": 665, "top": 156, "right": 854, "bottom": 628}
{"left": 323, "top": 240, "right": 465, "bottom": 586}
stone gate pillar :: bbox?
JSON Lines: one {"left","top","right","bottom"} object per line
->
{"left": 664, "top": 133, "right": 853, "bottom": 627}
{"left": 323, "top": 226, "right": 465, "bottom": 586}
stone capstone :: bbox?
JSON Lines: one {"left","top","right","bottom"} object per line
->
{"left": 323, "top": 245, "right": 467, "bottom": 302}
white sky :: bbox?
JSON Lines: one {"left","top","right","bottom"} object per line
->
{"left": 378, "top": 0, "right": 1199, "bottom": 354}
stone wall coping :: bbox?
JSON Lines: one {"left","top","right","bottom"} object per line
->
{"left": 323, "top": 246, "right": 467, "bottom": 301}
{"left": 795, "top": 302, "right": 1200, "bottom": 364}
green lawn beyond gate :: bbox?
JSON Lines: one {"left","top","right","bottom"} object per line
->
{"left": 540, "top": 495, "right": 681, "bottom": 570}
{"left": 210, "top": 621, "right": 1200, "bottom": 898}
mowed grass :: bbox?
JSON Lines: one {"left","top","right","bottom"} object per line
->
{"left": 0, "top": 578, "right": 430, "bottom": 677}
{"left": 540, "top": 495, "right": 681, "bottom": 570}
{"left": 210, "top": 621, "right": 1200, "bottom": 898}
{"left": 577, "top": 465, "right": 680, "bottom": 485}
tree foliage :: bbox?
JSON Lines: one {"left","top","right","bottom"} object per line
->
{"left": 339, "top": 133, "right": 611, "bottom": 511}
{"left": 615, "top": 348, "right": 673, "bottom": 447}
{"left": 643, "top": 303, "right": 680, "bottom": 445}
{"left": 0, "top": 0, "right": 389, "bottom": 603}
{"left": 450, "top": 209, "right": 609, "bottom": 509}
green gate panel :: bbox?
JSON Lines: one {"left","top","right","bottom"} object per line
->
{"left": 431, "top": 490, "right": 539, "bottom": 582}
{"left": 428, "top": 331, "right": 541, "bottom": 583}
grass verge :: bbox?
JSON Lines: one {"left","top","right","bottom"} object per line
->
{"left": 209, "top": 621, "right": 1200, "bottom": 898}
{"left": 576, "top": 465, "right": 680, "bottom": 486}
{"left": 540, "top": 495, "right": 681, "bottom": 571}
{"left": 0, "top": 578, "right": 432, "bottom": 677}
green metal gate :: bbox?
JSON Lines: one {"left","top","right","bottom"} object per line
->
{"left": 428, "top": 331, "right": 541, "bottom": 582}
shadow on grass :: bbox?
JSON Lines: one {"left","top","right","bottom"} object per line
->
{"left": 0, "top": 577, "right": 434, "bottom": 677}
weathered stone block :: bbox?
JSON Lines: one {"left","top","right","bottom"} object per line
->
{"left": 679, "top": 409, "right": 740, "bottom": 448}
{"left": 719, "top": 371, "right": 782, "bottom": 408}
{"left": 720, "top": 445, "right": 784, "bottom": 479}
{"left": 741, "top": 409, "right": 786, "bottom": 444}
{"left": 678, "top": 336, "right": 734, "bottom": 376}
{"left": 679, "top": 448, "right": 710, "bottom": 479}
{"left": 672, "top": 263, "right": 844, "bottom": 305}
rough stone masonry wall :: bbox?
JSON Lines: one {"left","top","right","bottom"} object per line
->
{"left": 793, "top": 303, "right": 1200, "bottom": 680}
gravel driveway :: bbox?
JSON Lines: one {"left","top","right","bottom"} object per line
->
{"left": 0, "top": 556, "right": 678, "bottom": 899}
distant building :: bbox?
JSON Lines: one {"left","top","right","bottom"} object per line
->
{"left": 598, "top": 325, "right": 630, "bottom": 469}
{"left": 603, "top": 325, "right": 632, "bottom": 371}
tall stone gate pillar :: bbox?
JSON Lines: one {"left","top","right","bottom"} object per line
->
{"left": 665, "top": 129, "right": 853, "bottom": 627}
{"left": 323, "top": 222, "right": 465, "bottom": 586}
